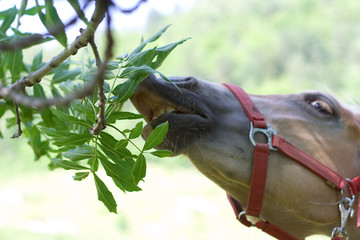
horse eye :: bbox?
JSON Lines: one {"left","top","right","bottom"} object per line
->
{"left": 309, "top": 100, "right": 333, "bottom": 115}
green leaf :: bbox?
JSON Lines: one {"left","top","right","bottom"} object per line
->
{"left": 40, "top": 127, "right": 69, "bottom": 138}
{"left": 129, "top": 121, "right": 143, "bottom": 139}
{"left": 52, "top": 68, "right": 81, "bottom": 83}
{"left": 106, "top": 61, "right": 121, "bottom": 70}
{"left": 88, "top": 157, "right": 99, "bottom": 172}
{"left": 99, "top": 132, "right": 133, "bottom": 160}
{"left": 33, "top": 84, "right": 46, "bottom": 97}
{"left": 33, "top": 85, "right": 54, "bottom": 127}
{"left": 112, "top": 79, "right": 138, "bottom": 103}
{"left": 45, "top": 0, "right": 67, "bottom": 47}
{"left": 58, "top": 80, "right": 82, "bottom": 94}
{"left": 104, "top": 81, "right": 110, "bottom": 93}
{"left": 40, "top": 128, "right": 92, "bottom": 147}
{"left": 54, "top": 132, "right": 92, "bottom": 146}
{"left": 63, "top": 146, "right": 93, "bottom": 161}
{"left": 125, "top": 46, "right": 157, "bottom": 67}
{"left": 39, "top": 108, "right": 54, "bottom": 127}
{"left": 114, "top": 139, "right": 128, "bottom": 150}
{"left": 119, "top": 65, "right": 155, "bottom": 79}
{"left": 0, "top": 104, "right": 7, "bottom": 118}
{"left": 127, "top": 25, "right": 171, "bottom": 59}
{"left": 125, "top": 38, "right": 189, "bottom": 69}
{"left": 5, "top": 47, "right": 23, "bottom": 82}
{"left": 17, "top": 0, "right": 28, "bottom": 27}
{"left": 99, "top": 156, "right": 141, "bottom": 192}
{"left": 150, "top": 149, "right": 173, "bottom": 158}
{"left": 143, "top": 121, "right": 169, "bottom": 151}
{"left": 71, "top": 102, "right": 95, "bottom": 123}
{"left": 150, "top": 38, "right": 190, "bottom": 69}
{"left": 93, "top": 173, "right": 117, "bottom": 213}
{"left": 51, "top": 158, "right": 89, "bottom": 170}
{"left": 24, "top": 6, "right": 44, "bottom": 16}
{"left": 73, "top": 171, "right": 89, "bottom": 181}
{"left": 67, "top": 0, "right": 88, "bottom": 24}
{"left": 31, "top": 50, "right": 43, "bottom": 71}
{"left": 51, "top": 108, "right": 92, "bottom": 128}
{"left": 106, "top": 111, "right": 143, "bottom": 124}
{"left": 19, "top": 105, "right": 33, "bottom": 122}
{"left": 119, "top": 65, "right": 179, "bottom": 91}
{"left": 0, "top": 6, "right": 17, "bottom": 33}
{"left": 51, "top": 60, "right": 70, "bottom": 74}
{"left": 79, "top": 68, "right": 114, "bottom": 82}
{"left": 27, "top": 125, "right": 48, "bottom": 160}
{"left": 6, "top": 117, "right": 16, "bottom": 128}
{"left": 132, "top": 154, "right": 146, "bottom": 185}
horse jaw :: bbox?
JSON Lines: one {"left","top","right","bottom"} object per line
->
{"left": 131, "top": 75, "right": 360, "bottom": 239}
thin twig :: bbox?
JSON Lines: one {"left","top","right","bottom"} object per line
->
{"left": 89, "top": 10, "right": 114, "bottom": 135}
{"left": 89, "top": 37, "right": 106, "bottom": 134}
{"left": 11, "top": 102, "right": 22, "bottom": 138}
{"left": 107, "top": 124, "right": 142, "bottom": 153}
{"left": 114, "top": 0, "right": 147, "bottom": 14}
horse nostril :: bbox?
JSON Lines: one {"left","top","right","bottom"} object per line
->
{"left": 167, "top": 76, "right": 199, "bottom": 89}
{"left": 169, "top": 76, "right": 194, "bottom": 83}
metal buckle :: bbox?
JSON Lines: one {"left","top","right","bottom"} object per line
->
{"left": 238, "top": 211, "right": 266, "bottom": 226}
{"left": 249, "top": 122, "right": 277, "bottom": 151}
{"left": 331, "top": 191, "right": 355, "bottom": 240}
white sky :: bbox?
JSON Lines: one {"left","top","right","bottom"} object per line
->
{"left": 0, "top": 0, "right": 195, "bottom": 40}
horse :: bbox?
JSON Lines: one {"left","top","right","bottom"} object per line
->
{"left": 130, "top": 74, "right": 360, "bottom": 239}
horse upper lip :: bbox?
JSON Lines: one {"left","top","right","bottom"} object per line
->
{"left": 132, "top": 90, "right": 205, "bottom": 123}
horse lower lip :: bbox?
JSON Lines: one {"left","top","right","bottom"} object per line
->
{"left": 141, "top": 112, "right": 210, "bottom": 154}
{"left": 145, "top": 112, "right": 208, "bottom": 135}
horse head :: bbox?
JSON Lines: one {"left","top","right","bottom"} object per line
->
{"left": 131, "top": 74, "right": 360, "bottom": 239}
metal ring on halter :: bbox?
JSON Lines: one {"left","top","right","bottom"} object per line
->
{"left": 249, "top": 122, "right": 278, "bottom": 151}
{"left": 238, "top": 211, "right": 266, "bottom": 226}
{"left": 238, "top": 210, "right": 247, "bottom": 220}
{"left": 331, "top": 188, "right": 354, "bottom": 240}
{"left": 331, "top": 227, "right": 348, "bottom": 240}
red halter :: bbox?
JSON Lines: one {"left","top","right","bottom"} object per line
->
{"left": 223, "top": 83, "right": 360, "bottom": 240}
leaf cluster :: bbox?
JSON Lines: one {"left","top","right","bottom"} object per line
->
{"left": 0, "top": 1, "right": 187, "bottom": 213}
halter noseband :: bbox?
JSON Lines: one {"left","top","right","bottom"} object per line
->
{"left": 223, "top": 83, "right": 360, "bottom": 240}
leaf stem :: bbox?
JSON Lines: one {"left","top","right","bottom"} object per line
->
{"left": 106, "top": 123, "right": 143, "bottom": 153}
{"left": 92, "top": 134, "right": 100, "bottom": 172}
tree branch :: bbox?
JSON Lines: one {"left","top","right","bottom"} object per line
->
{"left": 0, "top": 0, "right": 92, "bottom": 51}
{"left": 90, "top": 11, "right": 114, "bottom": 135}
{"left": 0, "top": 0, "right": 109, "bottom": 108}
{"left": 13, "top": 0, "right": 107, "bottom": 90}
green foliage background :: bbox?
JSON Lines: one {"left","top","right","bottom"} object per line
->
{"left": 139, "top": 0, "right": 360, "bottom": 97}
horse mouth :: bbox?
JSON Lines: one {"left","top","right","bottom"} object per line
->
{"left": 130, "top": 76, "right": 210, "bottom": 154}
{"left": 132, "top": 91, "right": 196, "bottom": 123}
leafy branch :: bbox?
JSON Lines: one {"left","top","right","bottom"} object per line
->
{"left": 0, "top": 0, "right": 188, "bottom": 213}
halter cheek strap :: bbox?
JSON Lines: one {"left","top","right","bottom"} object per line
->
{"left": 223, "top": 83, "right": 360, "bottom": 240}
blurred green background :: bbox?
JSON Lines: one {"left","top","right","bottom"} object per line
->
{"left": 1, "top": 0, "right": 359, "bottom": 239}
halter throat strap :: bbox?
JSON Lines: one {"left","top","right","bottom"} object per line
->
{"left": 223, "top": 83, "right": 360, "bottom": 240}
